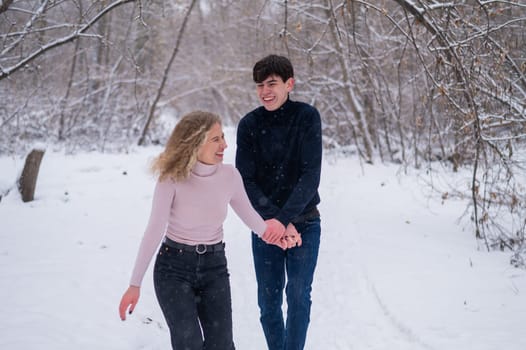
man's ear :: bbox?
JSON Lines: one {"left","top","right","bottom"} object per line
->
{"left": 286, "top": 78, "right": 295, "bottom": 92}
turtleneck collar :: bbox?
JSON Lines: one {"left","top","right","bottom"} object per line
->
{"left": 262, "top": 97, "right": 292, "bottom": 117}
{"left": 192, "top": 161, "right": 219, "bottom": 177}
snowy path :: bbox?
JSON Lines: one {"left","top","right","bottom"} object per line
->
{"left": 309, "top": 160, "right": 435, "bottom": 350}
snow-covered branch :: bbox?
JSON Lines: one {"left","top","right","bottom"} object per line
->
{"left": 0, "top": 0, "right": 135, "bottom": 80}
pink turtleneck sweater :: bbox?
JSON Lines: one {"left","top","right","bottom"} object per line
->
{"left": 129, "top": 162, "right": 267, "bottom": 287}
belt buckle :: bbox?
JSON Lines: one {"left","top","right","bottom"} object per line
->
{"left": 196, "top": 244, "right": 207, "bottom": 254}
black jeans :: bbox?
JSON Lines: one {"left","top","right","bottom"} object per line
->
{"left": 153, "top": 242, "right": 235, "bottom": 350}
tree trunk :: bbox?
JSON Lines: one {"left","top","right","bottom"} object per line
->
{"left": 326, "top": 1, "right": 374, "bottom": 162}
{"left": 0, "top": 0, "right": 14, "bottom": 14}
{"left": 138, "top": 0, "right": 197, "bottom": 146}
{"left": 18, "top": 149, "right": 45, "bottom": 202}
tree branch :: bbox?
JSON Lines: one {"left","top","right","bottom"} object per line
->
{"left": 0, "top": 0, "right": 135, "bottom": 81}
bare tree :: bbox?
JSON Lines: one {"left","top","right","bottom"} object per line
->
{"left": 137, "top": 0, "right": 197, "bottom": 146}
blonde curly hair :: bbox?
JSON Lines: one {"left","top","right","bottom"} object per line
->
{"left": 152, "top": 111, "right": 221, "bottom": 182}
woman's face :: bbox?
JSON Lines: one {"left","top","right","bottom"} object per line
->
{"left": 197, "top": 122, "right": 227, "bottom": 165}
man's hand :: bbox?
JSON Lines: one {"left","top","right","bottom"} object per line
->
{"left": 262, "top": 218, "right": 286, "bottom": 244}
{"left": 282, "top": 223, "right": 302, "bottom": 248}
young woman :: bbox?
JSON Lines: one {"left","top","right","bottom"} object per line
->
{"left": 118, "top": 111, "right": 300, "bottom": 350}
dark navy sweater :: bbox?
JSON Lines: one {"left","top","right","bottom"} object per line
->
{"left": 235, "top": 99, "right": 322, "bottom": 226}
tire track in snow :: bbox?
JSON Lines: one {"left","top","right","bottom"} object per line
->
{"left": 314, "top": 168, "right": 436, "bottom": 350}
{"left": 359, "top": 263, "right": 436, "bottom": 350}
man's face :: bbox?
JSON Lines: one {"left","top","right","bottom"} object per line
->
{"left": 256, "top": 74, "right": 294, "bottom": 111}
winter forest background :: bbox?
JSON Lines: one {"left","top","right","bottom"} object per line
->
{"left": 1, "top": 0, "right": 525, "bottom": 264}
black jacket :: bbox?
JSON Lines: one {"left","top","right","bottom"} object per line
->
{"left": 235, "top": 98, "right": 322, "bottom": 226}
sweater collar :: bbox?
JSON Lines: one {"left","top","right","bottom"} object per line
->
{"left": 192, "top": 161, "right": 219, "bottom": 177}
{"left": 262, "top": 97, "right": 292, "bottom": 118}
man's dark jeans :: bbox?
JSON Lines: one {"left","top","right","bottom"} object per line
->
{"left": 252, "top": 217, "right": 321, "bottom": 350}
{"left": 153, "top": 242, "right": 235, "bottom": 350}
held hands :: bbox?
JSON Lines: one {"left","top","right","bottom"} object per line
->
{"left": 263, "top": 218, "right": 286, "bottom": 244}
{"left": 263, "top": 219, "right": 302, "bottom": 250}
{"left": 283, "top": 222, "right": 302, "bottom": 248}
{"left": 118, "top": 285, "right": 140, "bottom": 321}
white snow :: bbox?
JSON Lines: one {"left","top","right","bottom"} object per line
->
{"left": 1, "top": 126, "right": 525, "bottom": 350}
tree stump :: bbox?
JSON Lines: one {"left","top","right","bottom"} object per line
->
{"left": 18, "top": 149, "right": 45, "bottom": 202}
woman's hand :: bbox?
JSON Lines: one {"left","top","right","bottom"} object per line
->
{"left": 262, "top": 218, "right": 286, "bottom": 244}
{"left": 119, "top": 285, "right": 140, "bottom": 321}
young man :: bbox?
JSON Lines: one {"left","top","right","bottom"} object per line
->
{"left": 235, "top": 54, "right": 322, "bottom": 350}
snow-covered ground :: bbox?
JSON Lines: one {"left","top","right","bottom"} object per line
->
{"left": 1, "top": 126, "right": 525, "bottom": 350}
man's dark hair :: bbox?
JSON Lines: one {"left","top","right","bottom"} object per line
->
{"left": 253, "top": 55, "right": 294, "bottom": 84}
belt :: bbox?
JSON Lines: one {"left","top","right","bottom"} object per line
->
{"left": 291, "top": 207, "right": 320, "bottom": 224}
{"left": 163, "top": 237, "right": 225, "bottom": 255}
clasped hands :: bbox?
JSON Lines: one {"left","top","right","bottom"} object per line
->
{"left": 262, "top": 218, "right": 302, "bottom": 250}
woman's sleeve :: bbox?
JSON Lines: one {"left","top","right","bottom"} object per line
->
{"left": 129, "top": 180, "right": 175, "bottom": 287}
